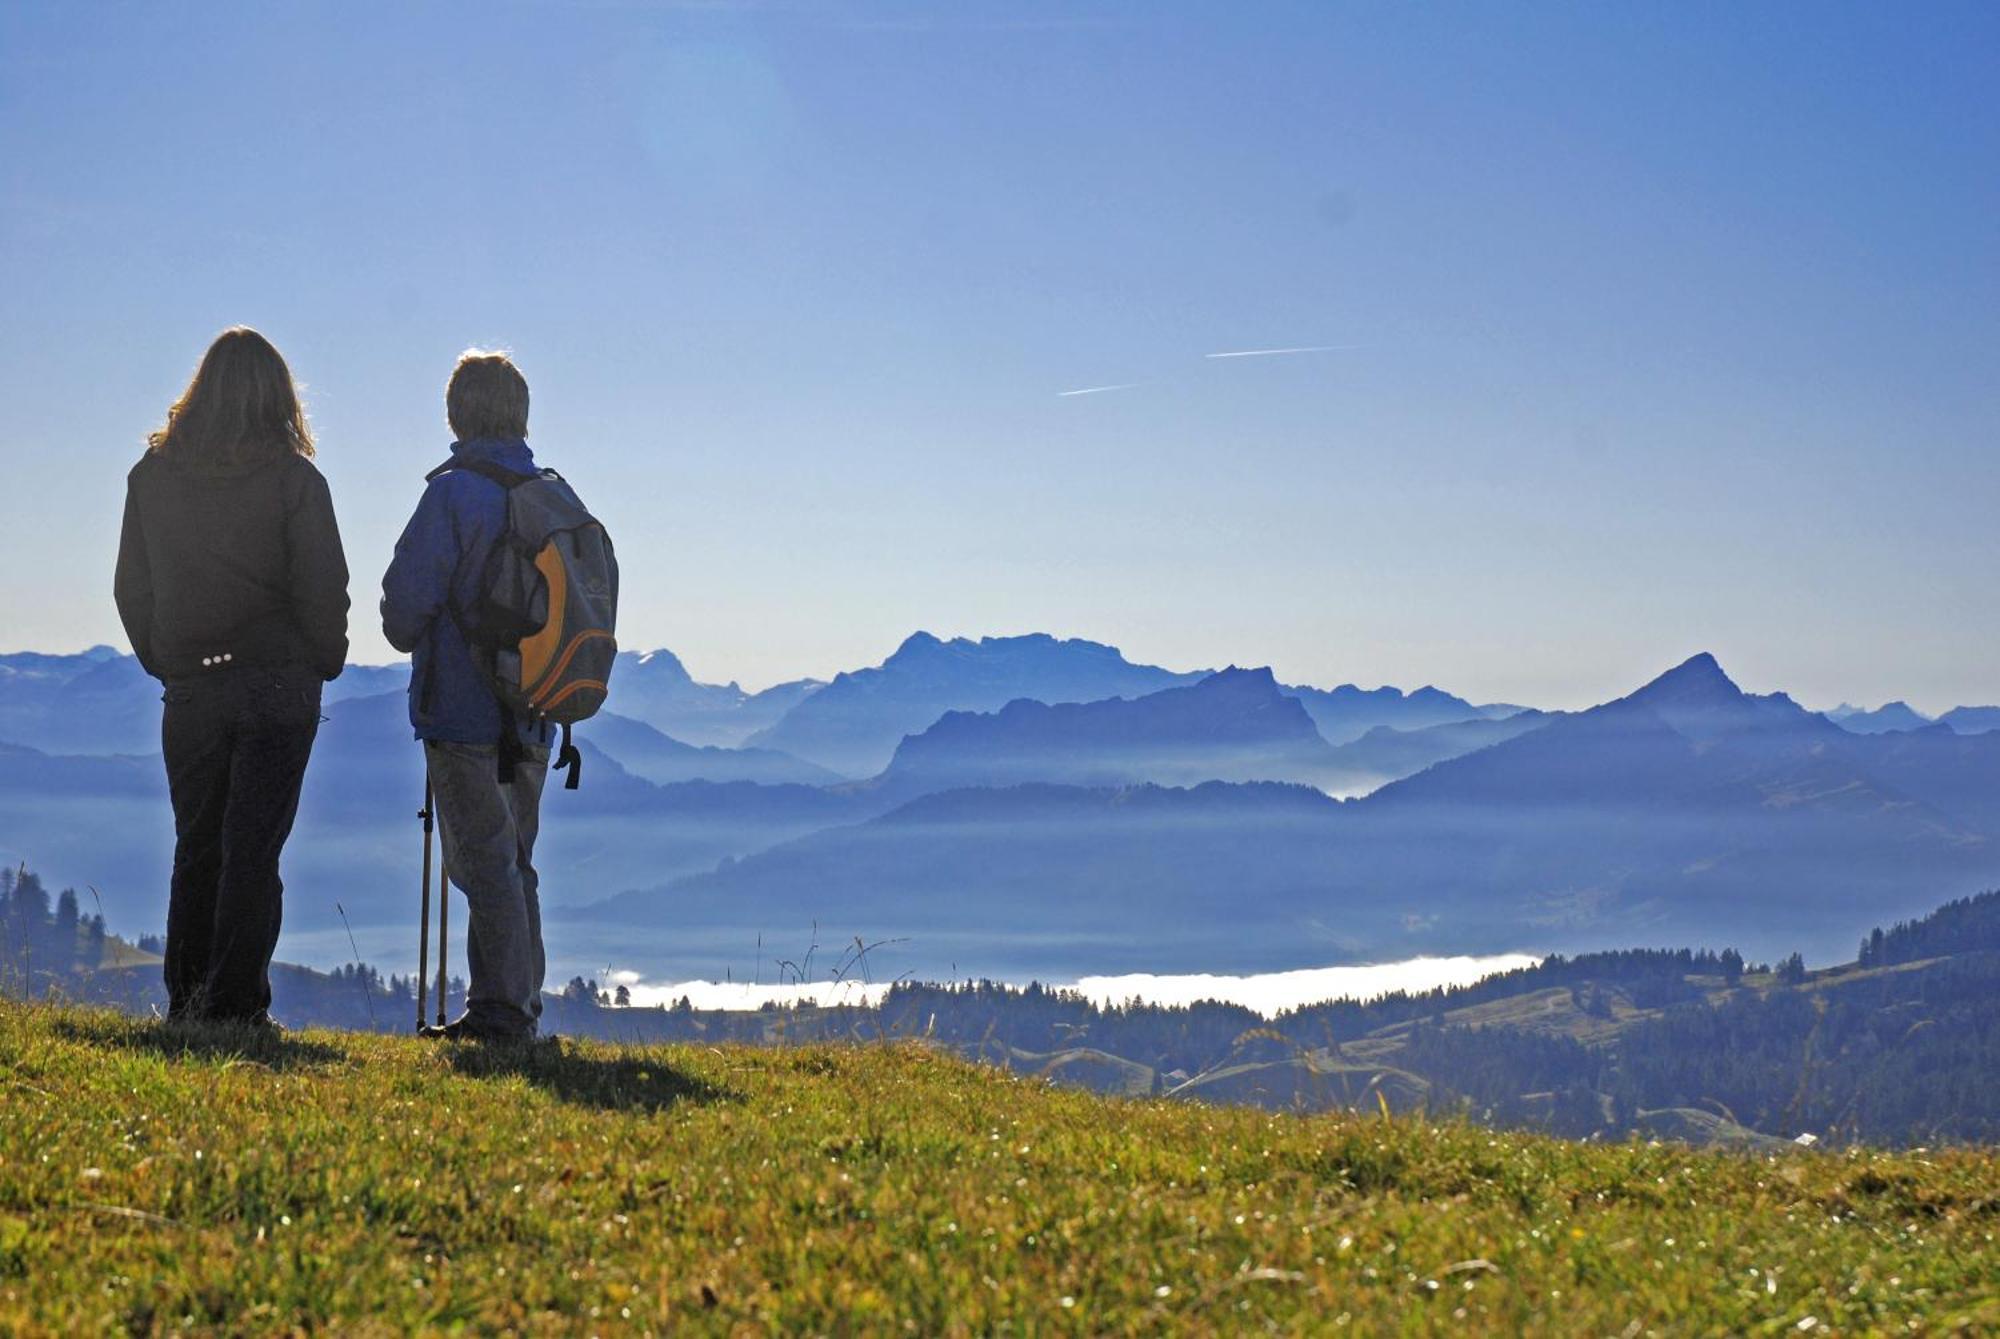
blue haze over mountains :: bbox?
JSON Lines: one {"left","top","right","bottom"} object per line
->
{"left": 2, "top": 634, "right": 1997, "bottom": 985}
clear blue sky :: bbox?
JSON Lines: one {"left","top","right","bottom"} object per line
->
{"left": 2, "top": 1, "right": 1994, "bottom": 712}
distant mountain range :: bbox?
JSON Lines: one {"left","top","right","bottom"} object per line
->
{"left": 1281, "top": 680, "right": 1515, "bottom": 745}
{"left": 0, "top": 637, "right": 1525, "bottom": 789}
{"left": 744, "top": 633, "right": 1210, "bottom": 776}
{"left": 1822, "top": 700, "right": 2000, "bottom": 737}
{"left": 1941, "top": 705, "right": 2000, "bottom": 734}
{"left": 739, "top": 632, "right": 1526, "bottom": 775}
{"left": 322, "top": 662, "right": 413, "bottom": 706}
{"left": 869, "top": 666, "right": 1338, "bottom": 797}
{"left": 1316, "top": 710, "right": 1556, "bottom": 795}
{"left": 582, "top": 653, "right": 2000, "bottom": 974}
{"left": 4, "top": 639, "right": 1996, "bottom": 983}
{"left": 0, "top": 635, "right": 1521, "bottom": 957}
{"left": 586, "top": 712, "right": 841, "bottom": 788}
{"left": 858, "top": 664, "right": 1549, "bottom": 802}
{"left": 1825, "top": 700, "right": 1936, "bottom": 734}
{"left": 0, "top": 648, "right": 161, "bottom": 755}
{"left": 9, "top": 643, "right": 1992, "bottom": 770}
{"left": 608, "top": 648, "right": 825, "bottom": 749}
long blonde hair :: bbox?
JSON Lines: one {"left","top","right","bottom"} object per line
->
{"left": 150, "top": 327, "right": 314, "bottom": 465}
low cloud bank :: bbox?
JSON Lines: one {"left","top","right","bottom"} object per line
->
{"left": 612, "top": 974, "right": 893, "bottom": 1012}
{"left": 1068, "top": 954, "right": 1540, "bottom": 1015}
{"left": 610, "top": 952, "right": 1540, "bottom": 1018}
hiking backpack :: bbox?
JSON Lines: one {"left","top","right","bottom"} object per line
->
{"left": 426, "top": 456, "right": 620, "bottom": 789}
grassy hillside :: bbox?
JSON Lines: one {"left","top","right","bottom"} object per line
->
{"left": 3, "top": 1005, "right": 1997, "bottom": 1333}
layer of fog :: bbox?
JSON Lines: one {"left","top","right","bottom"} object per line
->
{"left": 607, "top": 951, "right": 1541, "bottom": 1019}
{"left": 1068, "top": 954, "right": 1540, "bottom": 1014}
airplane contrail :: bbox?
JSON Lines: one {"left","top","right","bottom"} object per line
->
{"left": 1057, "top": 383, "right": 1142, "bottom": 397}
{"left": 1204, "top": 344, "right": 1361, "bottom": 359}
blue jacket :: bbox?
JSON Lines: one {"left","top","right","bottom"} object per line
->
{"left": 380, "top": 438, "right": 548, "bottom": 747}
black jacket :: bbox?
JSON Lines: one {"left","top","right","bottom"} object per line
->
{"left": 115, "top": 449, "right": 351, "bottom": 683}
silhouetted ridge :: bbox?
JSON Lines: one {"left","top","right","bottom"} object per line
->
{"left": 1623, "top": 652, "right": 1741, "bottom": 709}
{"left": 885, "top": 630, "right": 945, "bottom": 661}
{"left": 1942, "top": 706, "right": 2000, "bottom": 735}
{"left": 634, "top": 647, "right": 690, "bottom": 676}
{"left": 874, "top": 666, "right": 1338, "bottom": 795}
{"left": 747, "top": 632, "right": 1207, "bottom": 775}
{"left": 1828, "top": 700, "right": 1934, "bottom": 735}
{"left": 1597, "top": 652, "right": 1825, "bottom": 743}
{"left": 1279, "top": 678, "right": 1488, "bottom": 744}
{"left": 609, "top": 649, "right": 826, "bottom": 748}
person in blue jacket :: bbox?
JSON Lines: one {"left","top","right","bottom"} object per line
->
{"left": 381, "top": 350, "right": 553, "bottom": 1042}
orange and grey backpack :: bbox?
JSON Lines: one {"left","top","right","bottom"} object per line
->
{"left": 425, "top": 456, "right": 619, "bottom": 789}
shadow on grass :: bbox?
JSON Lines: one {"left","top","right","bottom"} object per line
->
{"left": 444, "top": 1040, "right": 734, "bottom": 1114}
{"left": 52, "top": 1014, "right": 348, "bottom": 1072}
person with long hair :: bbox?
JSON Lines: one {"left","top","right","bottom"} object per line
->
{"left": 114, "top": 327, "right": 350, "bottom": 1027}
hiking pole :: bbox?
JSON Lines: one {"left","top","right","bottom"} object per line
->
{"left": 436, "top": 836, "right": 450, "bottom": 1028}
{"left": 417, "top": 779, "right": 433, "bottom": 1031}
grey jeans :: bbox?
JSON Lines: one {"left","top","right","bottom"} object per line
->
{"left": 426, "top": 740, "right": 549, "bottom": 1036}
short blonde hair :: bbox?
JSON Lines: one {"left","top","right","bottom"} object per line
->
{"left": 446, "top": 350, "right": 529, "bottom": 440}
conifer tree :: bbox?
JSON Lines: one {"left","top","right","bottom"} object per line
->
{"left": 54, "top": 888, "right": 79, "bottom": 962}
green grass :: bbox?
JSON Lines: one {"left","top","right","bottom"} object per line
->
{"left": 1, "top": 1003, "right": 1996, "bottom": 1335}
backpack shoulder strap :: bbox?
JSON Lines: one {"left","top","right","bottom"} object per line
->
{"left": 425, "top": 457, "right": 540, "bottom": 489}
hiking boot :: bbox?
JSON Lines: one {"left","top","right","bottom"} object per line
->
{"left": 192, "top": 1011, "right": 284, "bottom": 1035}
{"left": 419, "top": 1015, "right": 533, "bottom": 1044}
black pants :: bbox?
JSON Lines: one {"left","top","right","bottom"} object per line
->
{"left": 161, "top": 663, "right": 322, "bottom": 1021}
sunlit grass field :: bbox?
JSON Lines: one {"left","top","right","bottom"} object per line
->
{"left": 1, "top": 1002, "right": 1995, "bottom": 1334}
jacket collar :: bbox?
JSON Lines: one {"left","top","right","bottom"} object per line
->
{"left": 450, "top": 437, "right": 537, "bottom": 473}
